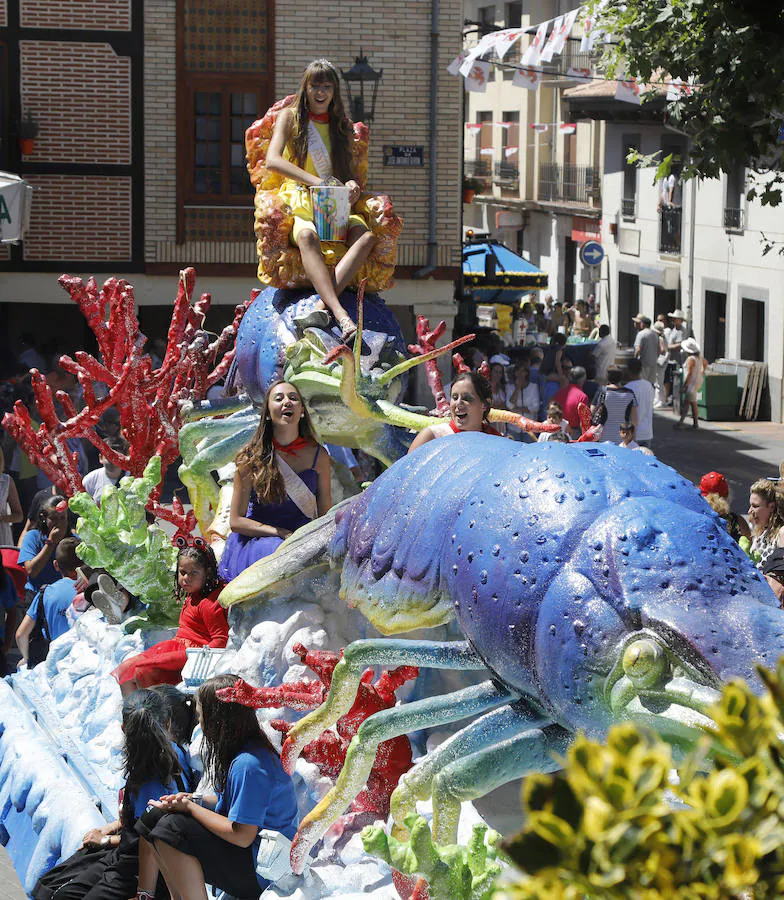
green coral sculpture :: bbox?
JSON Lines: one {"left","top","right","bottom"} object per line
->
{"left": 497, "top": 656, "right": 784, "bottom": 900}
{"left": 362, "top": 813, "right": 504, "bottom": 900}
{"left": 69, "top": 456, "right": 179, "bottom": 626}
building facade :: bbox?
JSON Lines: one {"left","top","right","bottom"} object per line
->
{"left": 566, "top": 82, "right": 784, "bottom": 421}
{"left": 461, "top": 0, "right": 603, "bottom": 306}
{"left": 0, "top": 0, "right": 463, "bottom": 397}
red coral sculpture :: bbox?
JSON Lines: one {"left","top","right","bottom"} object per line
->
{"left": 407, "top": 318, "right": 475, "bottom": 417}
{"left": 219, "top": 644, "right": 418, "bottom": 826}
{"left": 245, "top": 96, "right": 402, "bottom": 293}
{"left": 2, "top": 268, "right": 249, "bottom": 531}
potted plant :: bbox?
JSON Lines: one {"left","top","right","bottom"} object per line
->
{"left": 463, "top": 176, "right": 484, "bottom": 203}
{"left": 19, "top": 112, "right": 39, "bottom": 155}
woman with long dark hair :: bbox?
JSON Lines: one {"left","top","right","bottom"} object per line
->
{"left": 266, "top": 58, "right": 377, "bottom": 341}
{"left": 135, "top": 674, "right": 298, "bottom": 900}
{"left": 33, "top": 689, "right": 191, "bottom": 900}
{"left": 218, "top": 380, "right": 331, "bottom": 583}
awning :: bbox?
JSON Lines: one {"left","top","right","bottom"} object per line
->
{"left": 0, "top": 172, "right": 33, "bottom": 244}
{"left": 463, "top": 239, "right": 548, "bottom": 303}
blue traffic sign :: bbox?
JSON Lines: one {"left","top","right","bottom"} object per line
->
{"left": 580, "top": 240, "right": 605, "bottom": 267}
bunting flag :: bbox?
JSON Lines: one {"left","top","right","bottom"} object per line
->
{"left": 666, "top": 76, "right": 694, "bottom": 101}
{"left": 479, "top": 147, "right": 495, "bottom": 156}
{"left": 615, "top": 78, "right": 642, "bottom": 105}
{"left": 579, "top": 14, "right": 595, "bottom": 52}
{"left": 465, "top": 122, "right": 483, "bottom": 133}
{"left": 521, "top": 20, "right": 549, "bottom": 66}
{"left": 459, "top": 32, "right": 498, "bottom": 77}
{"left": 494, "top": 28, "right": 524, "bottom": 60}
{"left": 530, "top": 123, "right": 549, "bottom": 133}
{"left": 495, "top": 121, "right": 514, "bottom": 129}
{"left": 465, "top": 59, "right": 492, "bottom": 93}
{"left": 512, "top": 67, "right": 542, "bottom": 90}
{"left": 539, "top": 15, "right": 563, "bottom": 63}
{"left": 566, "top": 66, "right": 592, "bottom": 82}
{"left": 551, "top": 9, "right": 579, "bottom": 57}
{"left": 559, "top": 123, "right": 577, "bottom": 134}
{"left": 504, "top": 146, "right": 519, "bottom": 157}
{"left": 447, "top": 50, "right": 469, "bottom": 76}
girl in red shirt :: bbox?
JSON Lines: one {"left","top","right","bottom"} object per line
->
{"left": 113, "top": 542, "right": 228, "bottom": 697}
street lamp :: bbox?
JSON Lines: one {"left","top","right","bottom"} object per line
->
{"left": 340, "top": 52, "right": 383, "bottom": 124}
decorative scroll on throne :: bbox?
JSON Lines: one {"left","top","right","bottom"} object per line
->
{"left": 245, "top": 96, "right": 402, "bottom": 293}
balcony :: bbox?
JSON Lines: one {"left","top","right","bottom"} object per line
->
{"left": 494, "top": 160, "right": 520, "bottom": 198}
{"left": 723, "top": 207, "right": 744, "bottom": 231}
{"left": 659, "top": 206, "right": 682, "bottom": 254}
{"left": 621, "top": 196, "right": 637, "bottom": 219}
{"left": 464, "top": 159, "right": 491, "bottom": 178}
{"left": 538, "top": 163, "right": 598, "bottom": 205}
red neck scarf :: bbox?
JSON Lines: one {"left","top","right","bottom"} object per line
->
{"left": 449, "top": 420, "right": 501, "bottom": 436}
{"left": 309, "top": 111, "right": 330, "bottom": 124}
{"left": 273, "top": 436, "right": 310, "bottom": 453}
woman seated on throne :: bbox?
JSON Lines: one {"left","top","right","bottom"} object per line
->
{"left": 245, "top": 59, "right": 401, "bottom": 332}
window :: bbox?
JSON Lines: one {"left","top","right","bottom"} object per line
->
{"left": 505, "top": 2, "right": 522, "bottom": 28}
{"left": 621, "top": 134, "right": 640, "bottom": 219}
{"left": 185, "top": 83, "right": 263, "bottom": 204}
{"left": 724, "top": 165, "right": 746, "bottom": 231}
{"left": 498, "top": 111, "right": 519, "bottom": 197}
{"left": 740, "top": 298, "right": 765, "bottom": 362}
{"left": 476, "top": 110, "right": 493, "bottom": 176}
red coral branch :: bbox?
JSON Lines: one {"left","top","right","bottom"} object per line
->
{"left": 1, "top": 270, "right": 251, "bottom": 534}
{"left": 218, "top": 645, "right": 418, "bottom": 821}
{"left": 408, "top": 319, "right": 475, "bottom": 416}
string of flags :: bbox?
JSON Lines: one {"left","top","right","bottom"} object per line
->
{"left": 467, "top": 122, "right": 576, "bottom": 137}
{"left": 448, "top": 2, "right": 697, "bottom": 103}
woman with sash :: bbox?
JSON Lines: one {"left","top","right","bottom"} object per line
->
{"left": 266, "top": 58, "right": 377, "bottom": 342}
{"left": 217, "top": 382, "right": 331, "bottom": 584}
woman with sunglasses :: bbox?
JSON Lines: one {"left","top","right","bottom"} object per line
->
{"left": 113, "top": 542, "right": 228, "bottom": 696}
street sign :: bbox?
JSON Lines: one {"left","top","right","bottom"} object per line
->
{"left": 579, "top": 239, "right": 605, "bottom": 267}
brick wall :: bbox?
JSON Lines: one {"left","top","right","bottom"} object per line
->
{"left": 20, "top": 41, "right": 131, "bottom": 165}
{"left": 19, "top": 0, "right": 131, "bottom": 30}
{"left": 143, "top": 0, "right": 178, "bottom": 261}
{"left": 23, "top": 175, "right": 132, "bottom": 260}
{"left": 145, "top": 0, "right": 463, "bottom": 270}
{"left": 275, "top": 0, "right": 464, "bottom": 266}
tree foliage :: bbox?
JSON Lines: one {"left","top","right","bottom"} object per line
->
{"left": 595, "top": 0, "right": 784, "bottom": 205}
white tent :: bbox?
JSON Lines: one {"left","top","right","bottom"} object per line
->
{"left": 0, "top": 171, "right": 33, "bottom": 244}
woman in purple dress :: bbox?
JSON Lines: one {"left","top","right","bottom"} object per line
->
{"left": 218, "top": 381, "right": 332, "bottom": 583}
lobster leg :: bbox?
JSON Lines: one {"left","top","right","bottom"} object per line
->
{"left": 289, "top": 678, "right": 513, "bottom": 874}
{"left": 281, "top": 639, "right": 486, "bottom": 772}
{"left": 428, "top": 720, "right": 570, "bottom": 844}
{"left": 389, "top": 698, "right": 548, "bottom": 838}
{"left": 178, "top": 417, "right": 258, "bottom": 532}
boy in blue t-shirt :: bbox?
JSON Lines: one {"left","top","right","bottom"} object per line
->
{"left": 16, "top": 538, "right": 84, "bottom": 668}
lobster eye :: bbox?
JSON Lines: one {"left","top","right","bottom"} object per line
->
{"left": 622, "top": 639, "right": 666, "bottom": 687}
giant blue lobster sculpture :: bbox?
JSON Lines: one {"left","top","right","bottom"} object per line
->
{"left": 219, "top": 437, "right": 784, "bottom": 872}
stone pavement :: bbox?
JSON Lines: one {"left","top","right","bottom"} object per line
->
{"left": 649, "top": 407, "right": 783, "bottom": 516}
{"left": 0, "top": 845, "right": 27, "bottom": 899}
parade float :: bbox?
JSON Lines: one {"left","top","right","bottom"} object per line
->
{"left": 3, "top": 95, "right": 784, "bottom": 900}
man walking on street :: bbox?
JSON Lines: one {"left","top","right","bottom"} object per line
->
{"left": 633, "top": 315, "right": 659, "bottom": 385}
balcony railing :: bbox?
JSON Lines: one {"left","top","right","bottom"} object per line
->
{"left": 723, "top": 207, "right": 744, "bottom": 231}
{"left": 538, "top": 163, "right": 597, "bottom": 205}
{"left": 621, "top": 196, "right": 637, "bottom": 219}
{"left": 464, "top": 159, "right": 492, "bottom": 178}
{"left": 494, "top": 161, "right": 519, "bottom": 181}
{"left": 659, "top": 206, "right": 682, "bottom": 254}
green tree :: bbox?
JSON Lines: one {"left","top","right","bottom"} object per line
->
{"left": 595, "top": 0, "right": 784, "bottom": 206}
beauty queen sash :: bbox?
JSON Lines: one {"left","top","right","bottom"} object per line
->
{"left": 307, "top": 120, "right": 333, "bottom": 181}
{"left": 275, "top": 453, "right": 318, "bottom": 520}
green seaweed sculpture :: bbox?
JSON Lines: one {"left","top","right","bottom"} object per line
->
{"left": 69, "top": 456, "right": 179, "bottom": 626}
{"left": 496, "top": 657, "right": 784, "bottom": 900}
{"left": 362, "top": 813, "right": 504, "bottom": 900}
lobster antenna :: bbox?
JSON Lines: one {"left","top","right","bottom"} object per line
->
{"left": 376, "top": 333, "right": 475, "bottom": 387}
